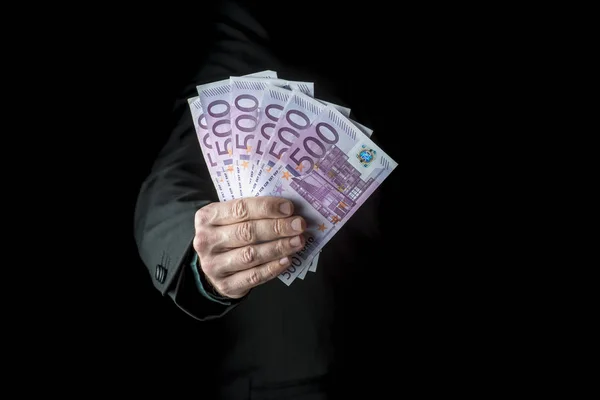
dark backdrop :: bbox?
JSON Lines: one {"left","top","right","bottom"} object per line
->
{"left": 24, "top": 0, "right": 496, "bottom": 386}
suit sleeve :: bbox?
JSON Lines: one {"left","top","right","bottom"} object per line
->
{"left": 133, "top": 88, "right": 241, "bottom": 321}
{"left": 133, "top": 0, "right": 285, "bottom": 321}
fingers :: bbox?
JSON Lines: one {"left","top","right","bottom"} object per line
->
{"left": 216, "top": 257, "right": 293, "bottom": 298}
{"left": 213, "top": 234, "right": 305, "bottom": 275}
{"left": 195, "top": 197, "right": 294, "bottom": 227}
{"left": 213, "top": 216, "right": 306, "bottom": 250}
{"left": 193, "top": 198, "right": 304, "bottom": 299}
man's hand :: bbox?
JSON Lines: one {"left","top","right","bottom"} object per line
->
{"left": 193, "top": 197, "right": 305, "bottom": 299}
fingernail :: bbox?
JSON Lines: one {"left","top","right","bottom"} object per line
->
{"left": 279, "top": 257, "right": 289, "bottom": 266}
{"left": 291, "top": 218, "right": 303, "bottom": 231}
{"left": 290, "top": 236, "right": 302, "bottom": 247}
{"left": 279, "top": 201, "right": 291, "bottom": 215}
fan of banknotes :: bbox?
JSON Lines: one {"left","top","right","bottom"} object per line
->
{"left": 188, "top": 70, "right": 397, "bottom": 286}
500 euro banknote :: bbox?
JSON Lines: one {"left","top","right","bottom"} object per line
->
{"left": 261, "top": 105, "right": 397, "bottom": 284}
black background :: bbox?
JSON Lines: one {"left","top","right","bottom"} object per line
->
{"left": 13, "top": 0, "right": 516, "bottom": 386}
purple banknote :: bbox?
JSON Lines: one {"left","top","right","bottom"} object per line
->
{"left": 188, "top": 96, "right": 234, "bottom": 201}
{"left": 230, "top": 77, "right": 315, "bottom": 197}
{"left": 254, "top": 90, "right": 327, "bottom": 196}
{"left": 264, "top": 106, "right": 397, "bottom": 284}
{"left": 197, "top": 71, "right": 278, "bottom": 199}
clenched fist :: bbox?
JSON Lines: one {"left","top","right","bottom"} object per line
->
{"left": 193, "top": 197, "right": 305, "bottom": 299}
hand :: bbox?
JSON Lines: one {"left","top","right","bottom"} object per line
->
{"left": 193, "top": 197, "right": 305, "bottom": 299}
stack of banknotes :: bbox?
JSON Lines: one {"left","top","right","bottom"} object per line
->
{"left": 188, "top": 70, "right": 397, "bottom": 285}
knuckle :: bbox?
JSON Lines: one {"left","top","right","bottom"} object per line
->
{"left": 195, "top": 205, "right": 213, "bottom": 226}
{"left": 193, "top": 230, "right": 211, "bottom": 253}
{"left": 199, "top": 258, "right": 215, "bottom": 276}
{"left": 232, "top": 199, "right": 249, "bottom": 220}
{"left": 265, "top": 263, "right": 278, "bottom": 280}
{"left": 246, "top": 270, "right": 263, "bottom": 286}
{"left": 240, "top": 246, "right": 256, "bottom": 264}
{"left": 272, "top": 219, "right": 285, "bottom": 236}
{"left": 213, "top": 280, "right": 230, "bottom": 297}
{"left": 236, "top": 221, "right": 254, "bottom": 243}
{"left": 274, "top": 239, "right": 287, "bottom": 256}
{"left": 261, "top": 199, "right": 272, "bottom": 216}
